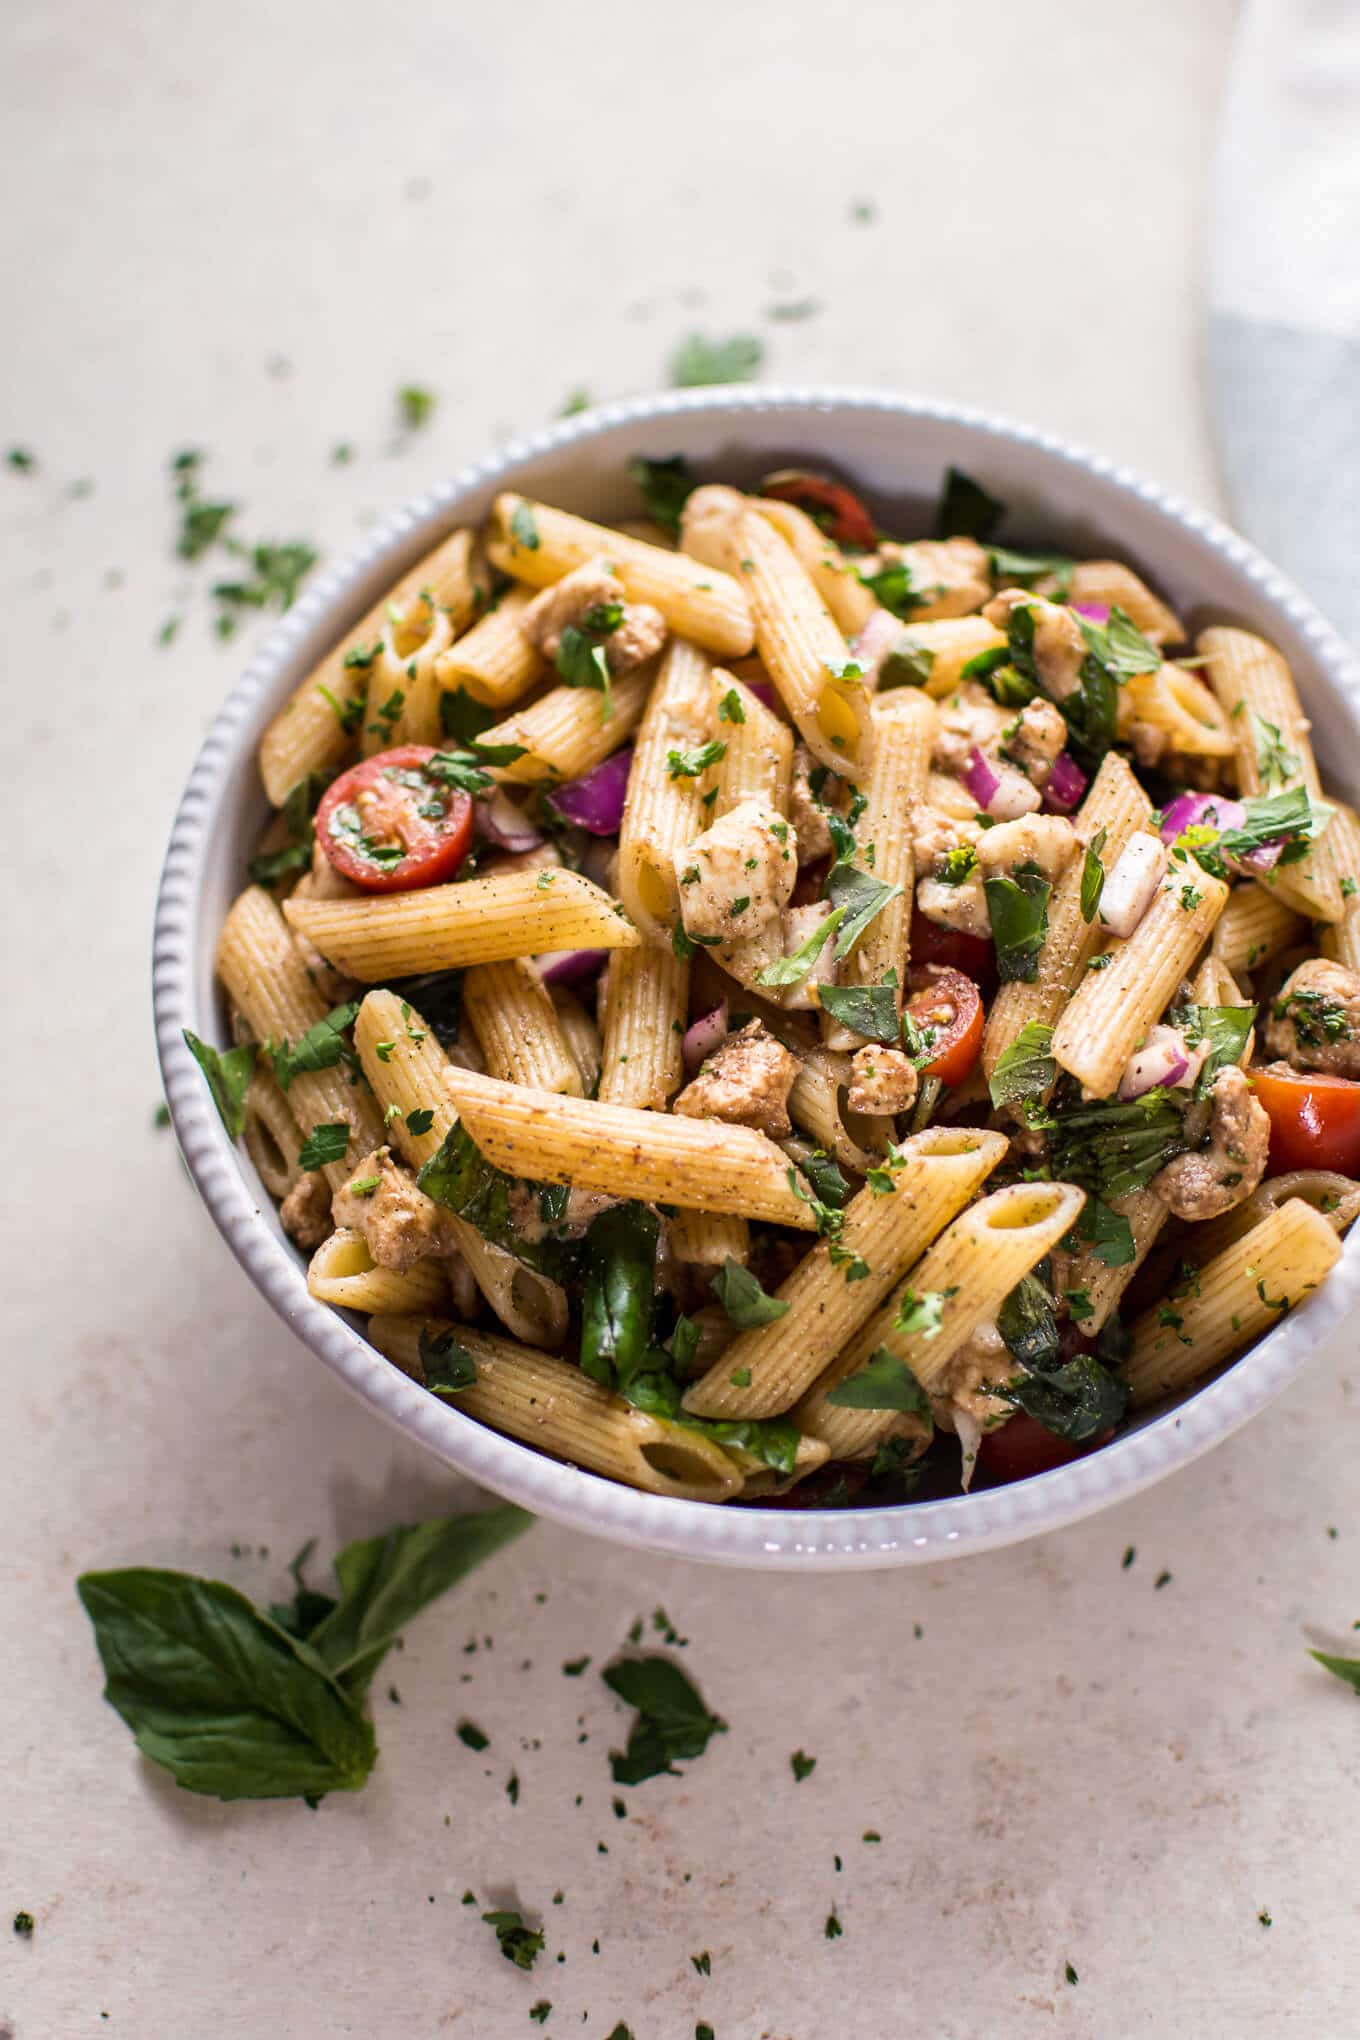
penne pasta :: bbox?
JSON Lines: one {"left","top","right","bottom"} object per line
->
{"left": 1125, "top": 1199, "right": 1341, "bottom": 1405}
{"left": 597, "top": 943, "right": 689, "bottom": 1110}
{"left": 615, "top": 637, "right": 713, "bottom": 936}
{"left": 1211, "top": 883, "right": 1306, "bottom": 979}
{"left": 1319, "top": 801, "right": 1360, "bottom": 972}
{"left": 307, "top": 1229, "right": 447, "bottom": 1314}
{"left": 711, "top": 670, "right": 794, "bottom": 817}
{"left": 550, "top": 987, "right": 603, "bottom": 1099}
{"left": 1036, "top": 560, "right": 1184, "bottom": 643}
{"left": 754, "top": 496, "right": 877, "bottom": 638}
{"left": 464, "top": 959, "right": 583, "bottom": 1096}
{"left": 893, "top": 616, "right": 1009, "bottom": 698}
{"left": 487, "top": 492, "right": 755, "bottom": 658}
{"left": 836, "top": 691, "right": 934, "bottom": 1009}
{"left": 666, "top": 1208, "right": 750, "bottom": 1268}
{"left": 441, "top": 1067, "right": 817, "bottom": 1227}
{"left": 1120, "top": 663, "right": 1234, "bottom": 757}
{"left": 282, "top": 868, "right": 640, "bottom": 981}
{"left": 431, "top": 585, "right": 546, "bottom": 709}
{"left": 472, "top": 666, "right": 652, "bottom": 784}
{"left": 241, "top": 1067, "right": 307, "bottom": 1200}
{"left": 684, "top": 1127, "right": 1007, "bottom": 1418}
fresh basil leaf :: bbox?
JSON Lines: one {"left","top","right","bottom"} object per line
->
{"left": 580, "top": 1204, "right": 660, "bottom": 1391}
{"left": 419, "top": 1323, "right": 478, "bottom": 1395}
{"left": 248, "top": 840, "right": 313, "bottom": 887}
{"left": 267, "top": 1539, "right": 338, "bottom": 1643}
{"left": 755, "top": 906, "right": 846, "bottom": 987}
{"left": 797, "top": 1149, "right": 853, "bottom": 1209}
{"left": 602, "top": 1655, "right": 726, "bottom": 1784}
{"left": 879, "top": 636, "right": 936, "bottom": 689}
{"left": 669, "top": 334, "right": 763, "bottom": 387}
{"left": 267, "top": 1003, "right": 360, "bottom": 1091}
{"left": 1080, "top": 827, "right": 1107, "bottom": 924}
{"left": 988, "top": 1020, "right": 1057, "bottom": 1111}
{"left": 824, "top": 860, "right": 904, "bottom": 962}
{"left": 483, "top": 1910, "right": 545, "bottom": 1969}
{"left": 1167, "top": 1002, "right": 1257, "bottom": 1084}
{"left": 183, "top": 1031, "right": 257, "bottom": 1139}
{"left": 620, "top": 1367, "right": 799, "bottom": 1475}
{"left": 383, "top": 971, "right": 463, "bottom": 1047}
{"left": 417, "top": 1122, "right": 577, "bottom": 1279}
{"left": 961, "top": 644, "right": 1012, "bottom": 684}
{"left": 1217, "top": 786, "right": 1328, "bottom": 871}
{"left": 858, "top": 559, "right": 922, "bottom": 621}
{"left": 298, "top": 1122, "right": 350, "bottom": 1171}
{"left": 1048, "top": 1091, "right": 1188, "bottom": 1201}
{"left": 1075, "top": 605, "right": 1161, "bottom": 678}
{"left": 816, "top": 980, "right": 900, "bottom": 1043}
{"left": 509, "top": 501, "right": 540, "bottom": 550}
{"left": 627, "top": 454, "right": 696, "bottom": 536}
{"left": 997, "top": 1270, "right": 1060, "bottom": 1373}
{"left": 1067, "top": 1194, "right": 1136, "bottom": 1269}
{"left": 439, "top": 686, "right": 501, "bottom": 747}
{"left": 825, "top": 1346, "right": 931, "bottom": 1416}
{"left": 934, "top": 467, "right": 1004, "bottom": 541}
{"left": 710, "top": 1256, "right": 789, "bottom": 1330}
{"left": 74, "top": 1569, "right": 376, "bottom": 1801}
{"left": 304, "top": 1505, "right": 530, "bottom": 1701}
{"left": 983, "top": 868, "right": 1052, "bottom": 983}
{"left": 556, "top": 625, "right": 612, "bottom": 709}
{"left": 995, "top": 1353, "right": 1127, "bottom": 1444}
{"left": 1063, "top": 654, "right": 1120, "bottom": 773}
{"left": 988, "top": 547, "right": 1073, "bottom": 592}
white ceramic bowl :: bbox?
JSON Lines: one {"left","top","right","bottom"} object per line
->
{"left": 154, "top": 388, "right": 1360, "bottom": 1569}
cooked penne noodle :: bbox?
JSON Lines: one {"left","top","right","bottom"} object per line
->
{"left": 893, "top": 617, "right": 1009, "bottom": 697}
{"left": 787, "top": 1046, "right": 892, "bottom": 1169}
{"left": 258, "top": 524, "right": 485, "bottom": 805}
{"left": 685, "top": 1127, "right": 1007, "bottom": 1419}
{"left": 797, "top": 1182, "right": 1086, "bottom": 1458}
{"left": 1052, "top": 850, "right": 1228, "bottom": 1097}
{"left": 241, "top": 1068, "right": 308, "bottom": 1200}
{"left": 983, "top": 754, "right": 1153, "bottom": 1081}
{"left": 1037, "top": 560, "right": 1184, "bottom": 643}
{"left": 283, "top": 868, "right": 640, "bottom": 981}
{"left": 616, "top": 637, "right": 713, "bottom": 936}
{"left": 472, "top": 666, "right": 651, "bottom": 784}
{"left": 1199, "top": 625, "right": 1343, "bottom": 921}
{"left": 487, "top": 492, "right": 755, "bottom": 658}
{"left": 1120, "top": 663, "right": 1234, "bottom": 756}
{"left": 307, "top": 1229, "right": 447, "bottom": 1314}
{"left": 666, "top": 1208, "right": 750, "bottom": 1267}
{"left": 464, "top": 959, "right": 583, "bottom": 1096}
{"left": 711, "top": 670, "right": 794, "bottom": 817}
{"left": 362, "top": 598, "right": 459, "bottom": 754}
{"left": 431, "top": 585, "right": 546, "bottom": 709}
{"left": 837, "top": 692, "right": 934, "bottom": 1007}
{"left": 549, "top": 987, "right": 603, "bottom": 1098}
{"left": 369, "top": 1316, "right": 744, "bottom": 1500}
{"left": 597, "top": 943, "right": 689, "bottom": 1109}
{"left": 1320, "top": 801, "right": 1360, "bottom": 972}
{"left": 1180, "top": 1170, "right": 1360, "bottom": 1264}
{"left": 441, "top": 1067, "right": 817, "bottom": 1227}
{"left": 216, "top": 886, "right": 387, "bottom": 1184}
{"left": 1125, "top": 1199, "right": 1341, "bottom": 1405}
{"left": 731, "top": 507, "right": 874, "bottom": 783}
{"left": 1211, "top": 884, "right": 1306, "bottom": 979}
{"left": 754, "top": 497, "right": 877, "bottom": 638}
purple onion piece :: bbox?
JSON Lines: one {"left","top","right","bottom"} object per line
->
{"left": 962, "top": 745, "right": 1001, "bottom": 811}
{"left": 1157, "top": 791, "right": 1247, "bottom": 844}
{"left": 474, "top": 787, "right": 545, "bottom": 853}
{"left": 1044, "top": 750, "right": 1088, "bottom": 812}
{"left": 537, "top": 948, "right": 609, "bottom": 987}
{"left": 682, "top": 1001, "right": 729, "bottom": 1077}
{"left": 547, "top": 746, "right": 634, "bottom": 836}
{"left": 743, "top": 678, "right": 777, "bottom": 711}
{"left": 1071, "top": 601, "right": 1110, "bottom": 622}
{"left": 1118, "top": 1026, "right": 1191, "bottom": 1100}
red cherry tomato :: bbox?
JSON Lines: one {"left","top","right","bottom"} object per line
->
{"left": 905, "top": 966, "right": 984, "bottom": 1087}
{"left": 315, "top": 745, "right": 474, "bottom": 893}
{"left": 760, "top": 469, "right": 878, "bottom": 550}
{"left": 910, "top": 905, "right": 996, "bottom": 991}
{"left": 1251, "top": 1063, "right": 1360, "bottom": 1176}
{"left": 978, "top": 1417, "right": 1115, "bottom": 1486}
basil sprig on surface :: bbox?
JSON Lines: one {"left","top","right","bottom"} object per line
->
{"left": 75, "top": 1507, "right": 529, "bottom": 1801}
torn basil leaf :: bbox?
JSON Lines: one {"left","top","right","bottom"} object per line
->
{"left": 825, "top": 1347, "right": 931, "bottom": 1417}
{"left": 183, "top": 1031, "right": 257, "bottom": 1139}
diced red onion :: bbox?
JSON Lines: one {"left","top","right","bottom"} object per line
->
{"left": 1237, "top": 836, "right": 1285, "bottom": 875}
{"left": 682, "top": 1001, "right": 729, "bottom": 1076}
{"left": 744, "top": 678, "right": 778, "bottom": 711}
{"left": 1157, "top": 791, "right": 1246, "bottom": 844}
{"left": 536, "top": 948, "right": 609, "bottom": 986}
{"left": 1044, "top": 750, "right": 1088, "bottom": 813}
{"left": 962, "top": 745, "right": 1001, "bottom": 810}
{"left": 1118, "top": 1024, "right": 1191, "bottom": 1100}
{"left": 473, "top": 788, "right": 544, "bottom": 853}
{"left": 547, "top": 746, "right": 634, "bottom": 836}
{"left": 1099, "top": 834, "right": 1167, "bottom": 937}
{"left": 1071, "top": 602, "right": 1110, "bottom": 622}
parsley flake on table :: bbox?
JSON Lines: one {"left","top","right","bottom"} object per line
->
{"left": 790, "top": 1749, "right": 817, "bottom": 1782}
{"left": 13, "top": 1910, "right": 35, "bottom": 1938}
{"left": 397, "top": 384, "right": 436, "bottom": 430}
{"left": 457, "top": 1718, "right": 489, "bottom": 1751}
{"left": 601, "top": 1654, "right": 725, "bottom": 1785}
{"left": 1065, "top": 1962, "right": 1079, "bottom": 1985}
{"left": 561, "top": 1655, "right": 591, "bottom": 1677}
{"left": 482, "top": 1909, "right": 545, "bottom": 1970}
{"left": 691, "top": 1951, "right": 711, "bottom": 1976}
{"left": 825, "top": 1909, "right": 844, "bottom": 1940}
{"left": 529, "top": 2001, "right": 553, "bottom": 2024}
{"left": 669, "top": 334, "right": 764, "bottom": 387}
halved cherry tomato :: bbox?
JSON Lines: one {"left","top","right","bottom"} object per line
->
{"left": 315, "top": 745, "right": 474, "bottom": 893}
{"left": 910, "top": 905, "right": 996, "bottom": 992}
{"left": 1250, "top": 1062, "right": 1360, "bottom": 1176}
{"left": 977, "top": 1415, "right": 1115, "bottom": 1486}
{"left": 760, "top": 469, "right": 878, "bottom": 550}
{"left": 905, "top": 966, "right": 983, "bottom": 1087}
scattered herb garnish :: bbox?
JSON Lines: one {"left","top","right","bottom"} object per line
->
{"left": 826, "top": 1347, "right": 932, "bottom": 1415}
{"left": 398, "top": 385, "right": 436, "bottom": 430}
{"left": 182, "top": 1031, "right": 257, "bottom": 1139}
{"left": 710, "top": 1256, "right": 789, "bottom": 1329}
{"left": 602, "top": 1655, "right": 726, "bottom": 1785}
{"left": 298, "top": 1122, "right": 350, "bottom": 1171}
{"left": 790, "top": 1750, "right": 817, "bottom": 1782}
{"left": 482, "top": 1909, "right": 545, "bottom": 1970}
{"left": 627, "top": 454, "right": 696, "bottom": 536}
{"left": 669, "top": 335, "right": 764, "bottom": 387}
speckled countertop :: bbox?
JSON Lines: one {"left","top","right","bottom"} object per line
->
{"left": 6, "top": 2, "right": 1358, "bottom": 2034}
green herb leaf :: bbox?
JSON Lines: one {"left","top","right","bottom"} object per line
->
{"left": 988, "top": 546, "right": 1073, "bottom": 592}
{"left": 418, "top": 1324, "right": 478, "bottom": 1397}
{"left": 879, "top": 635, "right": 937, "bottom": 689}
{"left": 1068, "top": 1195, "right": 1136, "bottom": 1269}
{"left": 755, "top": 906, "right": 846, "bottom": 987}
{"left": 710, "top": 1256, "right": 789, "bottom": 1329}
{"left": 509, "top": 502, "right": 540, "bottom": 551}
{"left": 1076, "top": 605, "right": 1161, "bottom": 678}
{"left": 1048, "top": 1090, "right": 1188, "bottom": 1201}
{"left": 1080, "top": 827, "right": 1107, "bottom": 924}
{"left": 397, "top": 385, "right": 436, "bottom": 430}
{"left": 717, "top": 687, "right": 746, "bottom": 724}
{"left": 417, "top": 1123, "right": 578, "bottom": 1279}
{"left": 669, "top": 334, "right": 763, "bottom": 388}
{"left": 580, "top": 1204, "right": 660, "bottom": 1391}
{"left": 602, "top": 1655, "right": 726, "bottom": 1784}
{"left": 983, "top": 867, "right": 1052, "bottom": 983}
{"left": 556, "top": 624, "right": 612, "bottom": 708}
{"left": 935, "top": 468, "right": 1004, "bottom": 541}
{"left": 666, "top": 739, "right": 727, "bottom": 779}
{"left": 797, "top": 1150, "right": 853, "bottom": 1209}
{"left": 298, "top": 1122, "right": 350, "bottom": 1171}
{"left": 1217, "top": 786, "right": 1330, "bottom": 872}
{"left": 438, "top": 687, "right": 501, "bottom": 747}
{"left": 426, "top": 748, "right": 495, "bottom": 794}
{"left": 1167, "top": 1003, "right": 1257, "bottom": 1084}
{"left": 267, "top": 1003, "right": 361, "bottom": 1091}
{"left": 816, "top": 979, "right": 900, "bottom": 1043}
{"left": 790, "top": 1749, "right": 817, "bottom": 1781}
{"left": 893, "top": 1287, "right": 953, "bottom": 1340}
{"left": 183, "top": 1031, "right": 257, "bottom": 1139}
{"left": 1251, "top": 712, "right": 1302, "bottom": 791}
{"left": 627, "top": 454, "right": 696, "bottom": 536}
{"left": 997, "top": 1270, "right": 1061, "bottom": 1373}
{"left": 74, "top": 1570, "right": 376, "bottom": 1800}
{"left": 247, "top": 840, "right": 313, "bottom": 887}
{"left": 825, "top": 1347, "right": 931, "bottom": 1415}
{"left": 824, "top": 860, "right": 904, "bottom": 961}
{"left": 988, "top": 1021, "right": 1056, "bottom": 1111}
{"left": 996, "top": 1353, "right": 1127, "bottom": 1443}
{"left": 857, "top": 559, "right": 922, "bottom": 621}
{"left": 482, "top": 1909, "right": 545, "bottom": 1970}
{"left": 1309, "top": 1650, "right": 1360, "bottom": 1696}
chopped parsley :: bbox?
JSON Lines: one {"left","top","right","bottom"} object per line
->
{"left": 482, "top": 1909, "right": 544, "bottom": 1970}
{"left": 1080, "top": 827, "right": 1107, "bottom": 923}
{"left": 1251, "top": 711, "right": 1302, "bottom": 790}
{"left": 718, "top": 686, "right": 746, "bottom": 724}
{"left": 13, "top": 1910, "right": 34, "bottom": 1938}
{"left": 457, "top": 1719, "right": 489, "bottom": 1751}
{"left": 298, "top": 1122, "right": 350, "bottom": 1171}
{"left": 267, "top": 1002, "right": 361, "bottom": 1091}
{"left": 406, "top": 1107, "right": 435, "bottom": 1137}
{"left": 893, "top": 1287, "right": 955, "bottom": 1341}
{"left": 669, "top": 334, "right": 764, "bottom": 387}
{"left": 710, "top": 1257, "right": 789, "bottom": 1329}
{"left": 667, "top": 739, "right": 727, "bottom": 779}
{"left": 419, "top": 1325, "right": 478, "bottom": 1395}
{"left": 509, "top": 501, "right": 540, "bottom": 551}
{"left": 790, "top": 1750, "right": 817, "bottom": 1782}
{"left": 397, "top": 385, "right": 436, "bottom": 429}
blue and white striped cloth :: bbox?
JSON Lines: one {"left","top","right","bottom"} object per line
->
{"left": 1209, "top": 0, "right": 1360, "bottom": 647}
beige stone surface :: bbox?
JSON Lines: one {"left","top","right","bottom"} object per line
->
{"left": 6, "top": 2, "right": 1358, "bottom": 2035}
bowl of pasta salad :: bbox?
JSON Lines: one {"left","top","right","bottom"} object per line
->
{"left": 155, "top": 389, "right": 1360, "bottom": 1567}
